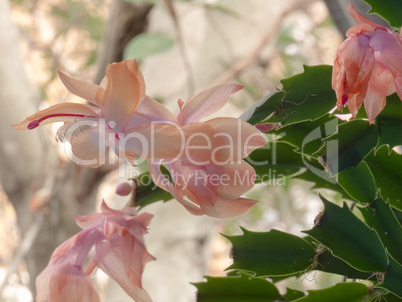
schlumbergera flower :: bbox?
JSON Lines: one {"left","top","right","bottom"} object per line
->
{"left": 13, "top": 60, "right": 188, "bottom": 167}
{"left": 148, "top": 84, "right": 267, "bottom": 218}
{"left": 36, "top": 201, "right": 154, "bottom": 302}
{"left": 332, "top": 3, "right": 402, "bottom": 123}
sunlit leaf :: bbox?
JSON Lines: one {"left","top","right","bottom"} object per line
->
{"left": 303, "top": 195, "right": 388, "bottom": 272}
{"left": 134, "top": 171, "right": 172, "bottom": 209}
{"left": 240, "top": 91, "right": 285, "bottom": 125}
{"left": 226, "top": 228, "right": 316, "bottom": 277}
{"left": 245, "top": 142, "right": 305, "bottom": 182}
{"left": 262, "top": 65, "right": 336, "bottom": 126}
{"left": 293, "top": 282, "right": 369, "bottom": 302}
{"left": 194, "top": 273, "right": 281, "bottom": 302}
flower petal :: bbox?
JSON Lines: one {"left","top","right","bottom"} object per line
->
{"left": 148, "top": 162, "right": 204, "bottom": 215}
{"left": 131, "top": 95, "right": 179, "bottom": 125}
{"left": 36, "top": 263, "right": 100, "bottom": 302}
{"left": 347, "top": 3, "right": 378, "bottom": 27}
{"left": 70, "top": 126, "right": 112, "bottom": 168}
{"left": 332, "top": 34, "right": 374, "bottom": 110}
{"left": 364, "top": 61, "right": 395, "bottom": 123}
{"left": 200, "top": 197, "right": 257, "bottom": 218}
{"left": 178, "top": 83, "right": 244, "bottom": 125}
{"left": 94, "top": 241, "right": 153, "bottom": 302}
{"left": 205, "top": 161, "right": 256, "bottom": 200}
{"left": 203, "top": 117, "right": 266, "bottom": 162}
{"left": 121, "top": 123, "right": 185, "bottom": 161}
{"left": 57, "top": 70, "right": 100, "bottom": 106}
{"left": 12, "top": 103, "right": 99, "bottom": 130}
{"left": 101, "top": 60, "right": 146, "bottom": 132}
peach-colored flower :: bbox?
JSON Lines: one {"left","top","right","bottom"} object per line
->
{"left": 148, "top": 84, "right": 266, "bottom": 218}
{"left": 36, "top": 202, "right": 154, "bottom": 302}
{"left": 332, "top": 3, "right": 402, "bottom": 123}
{"left": 13, "top": 60, "right": 183, "bottom": 167}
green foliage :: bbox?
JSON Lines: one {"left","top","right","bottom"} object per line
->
{"left": 358, "top": 199, "right": 402, "bottom": 265}
{"left": 293, "top": 282, "right": 369, "bottom": 302}
{"left": 364, "top": 0, "right": 402, "bottom": 28}
{"left": 134, "top": 171, "right": 172, "bottom": 209}
{"left": 365, "top": 146, "right": 402, "bottom": 210}
{"left": 124, "top": 33, "right": 174, "bottom": 60}
{"left": 194, "top": 273, "right": 282, "bottom": 302}
{"left": 303, "top": 196, "right": 388, "bottom": 272}
{"left": 241, "top": 65, "right": 336, "bottom": 126}
{"left": 225, "top": 229, "right": 316, "bottom": 277}
{"left": 337, "top": 162, "right": 376, "bottom": 203}
{"left": 245, "top": 142, "right": 305, "bottom": 182}
{"left": 319, "top": 119, "right": 378, "bottom": 174}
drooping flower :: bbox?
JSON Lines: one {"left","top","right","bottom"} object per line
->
{"left": 13, "top": 60, "right": 184, "bottom": 167}
{"left": 148, "top": 83, "right": 267, "bottom": 218}
{"left": 332, "top": 3, "right": 402, "bottom": 123}
{"left": 36, "top": 201, "right": 154, "bottom": 302}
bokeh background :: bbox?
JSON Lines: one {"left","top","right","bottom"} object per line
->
{"left": 0, "top": 0, "right": 377, "bottom": 301}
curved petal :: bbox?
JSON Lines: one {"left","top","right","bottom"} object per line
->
{"left": 36, "top": 263, "right": 100, "bottom": 302}
{"left": 57, "top": 70, "right": 99, "bottom": 106}
{"left": 101, "top": 60, "right": 146, "bottom": 132}
{"left": 94, "top": 241, "right": 153, "bottom": 302}
{"left": 370, "top": 28, "right": 402, "bottom": 75}
{"left": 148, "top": 162, "right": 204, "bottom": 215}
{"left": 205, "top": 161, "right": 256, "bottom": 200}
{"left": 203, "top": 117, "right": 266, "bottom": 162}
{"left": 70, "top": 126, "right": 111, "bottom": 168}
{"left": 200, "top": 197, "right": 257, "bottom": 218}
{"left": 394, "top": 75, "right": 402, "bottom": 102}
{"left": 121, "top": 123, "right": 185, "bottom": 161}
{"left": 134, "top": 95, "right": 178, "bottom": 124}
{"left": 184, "top": 174, "right": 257, "bottom": 218}
{"left": 13, "top": 103, "right": 99, "bottom": 130}
{"left": 347, "top": 3, "right": 379, "bottom": 27}
{"left": 332, "top": 35, "right": 374, "bottom": 109}
{"left": 178, "top": 83, "right": 244, "bottom": 125}
{"left": 364, "top": 61, "right": 395, "bottom": 123}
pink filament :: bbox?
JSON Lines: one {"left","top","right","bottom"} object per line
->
{"left": 27, "top": 113, "right": 97, "bottom": 130}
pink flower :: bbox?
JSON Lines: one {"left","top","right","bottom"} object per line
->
{"left": 332, "top": 3, "right": 402, "bottom": 123}
{"left": 148, "top": 84, "right": 267, "bottom": 218}
{"left": 13, "top": 60, "right": 183, "bottom": 167}
{"left": 36, "top": 202, "right": 154, "bottom": 302}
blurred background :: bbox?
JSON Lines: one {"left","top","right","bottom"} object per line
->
{"left": 0, "top": 0, "right": 377, "bottom": 301}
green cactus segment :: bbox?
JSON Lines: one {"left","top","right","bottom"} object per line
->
{"left": 245, "top": 142, "right": 305, "bottom": 181}
{"left": 303, "top": 195, "right": 388, "bottom": 272}
{"left": 313, "top": 248, "right": 373, "bottom": 280}
{"left": 241, "top": 65, "right": 336, "bottom": 127}
{"left": 358, "top": 199, "right": 402, "bottom": 265}
{"left": 319, "top": 119, "right": 378, "bottom": 174}
{"left": 364, "top": 0, "right": 402, "bottom": 28}
{"left": 194, "top": 273, "right": 282, "bottom": 302}
{"left": 337, "top": 162, "right": 376, "bottom": 204}
{"left": 292, "top": 282, "right": 369, "bottom": 302}
{"left": 225, "top": 228, "right": 316, "bottom": 277}
{"left": 365, "top": 146, "right": 402, "bottom": 210}
{"left": 263, "top": 65, "right": 336, "bottom": 126}
{"left": 376, "top": 254, "right": 402, "bottom": 299}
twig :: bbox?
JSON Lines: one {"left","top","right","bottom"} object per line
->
{"left": 165, "top": 0, "right": 195, "bottom": 98}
